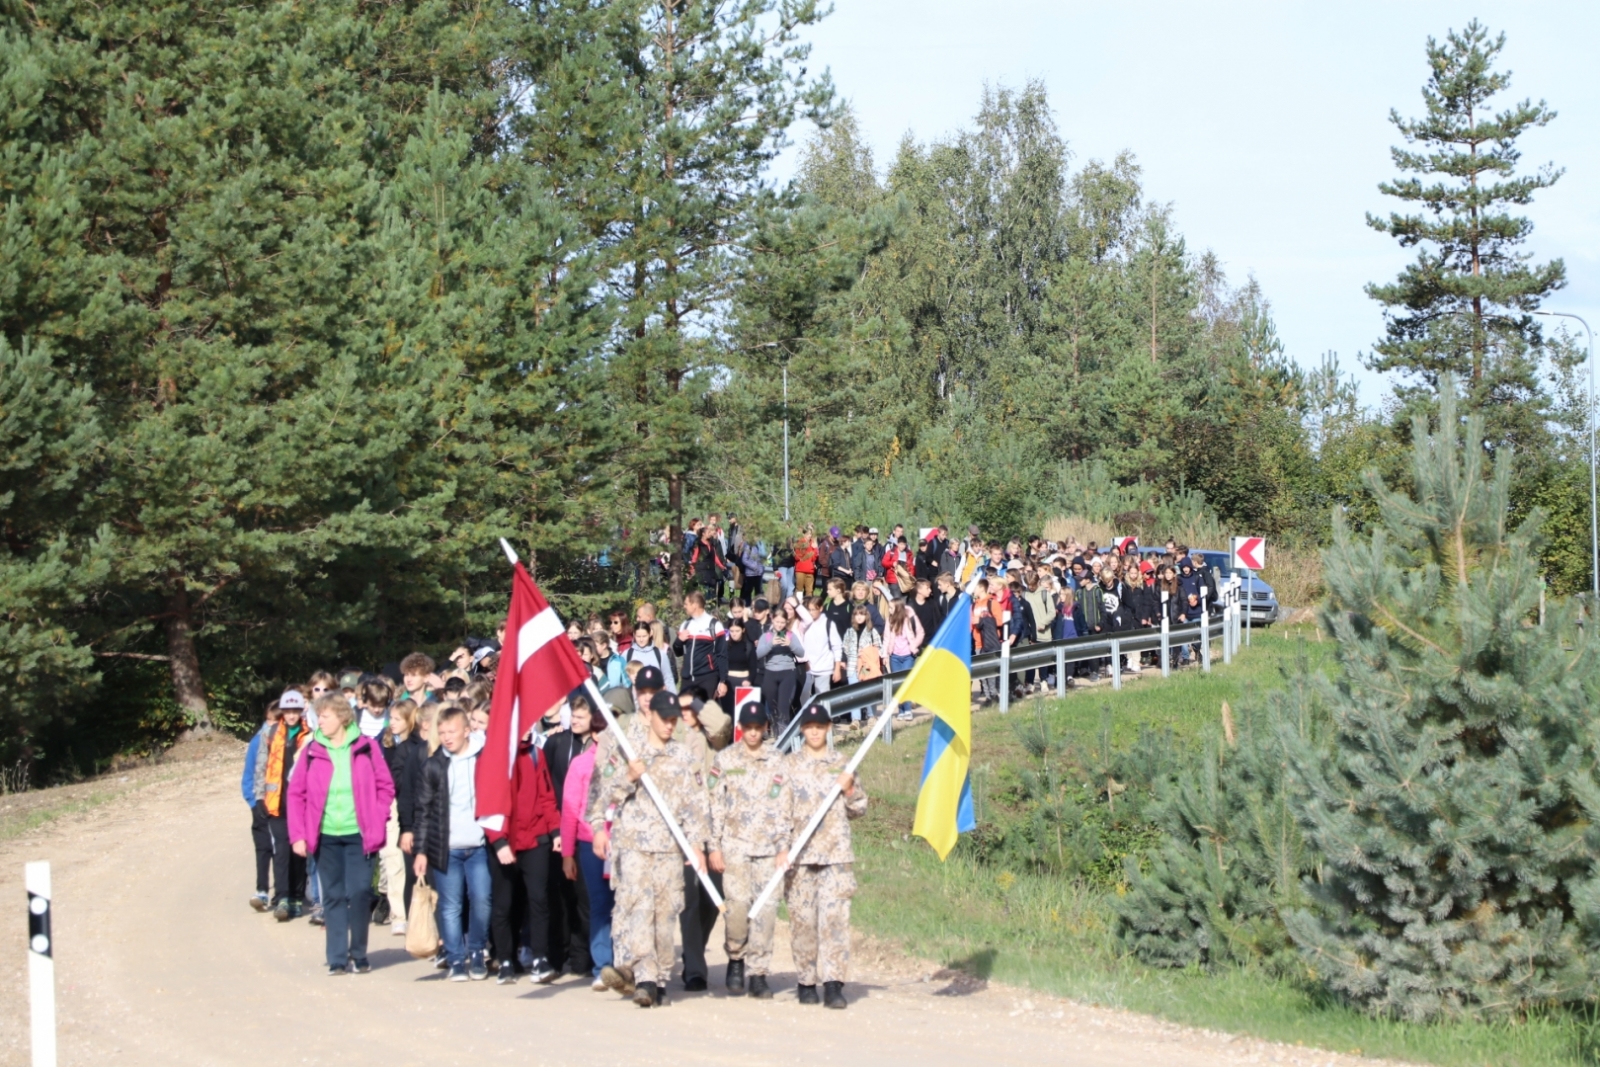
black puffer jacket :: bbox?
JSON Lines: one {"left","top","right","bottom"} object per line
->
{"left": 381, "top": 731, "right": 428, "bottom": 834}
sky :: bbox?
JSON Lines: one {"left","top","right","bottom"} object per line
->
{"left": 778, "top": 1, "right": 1600, "bottom": 408}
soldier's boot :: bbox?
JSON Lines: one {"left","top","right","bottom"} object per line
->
{"left": 748, "top": 974, "right": 772, "bottom": 999}
{"left": 653, "top": 983, "right": 669, "bottom": 1007}
{"left": 823, "top": 981, "right": 847, "bottom": 1010}
{"left": 797, "top": 983, "right": 820, "bottom": 1005}
{"left": 633, "top": 981, "right": 656, "bottom": 1008}
{"left": 725, "top": 959, "right": 746, "bottom": 996}
{"left": 602, "top": 965, "right": 636, "bottom": 996}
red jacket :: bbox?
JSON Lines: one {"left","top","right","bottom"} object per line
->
{"left": 482, "top": 739, "right": 560, "bottom": 850}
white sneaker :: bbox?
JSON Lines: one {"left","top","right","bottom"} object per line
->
{"left": 592, "top": 977, "right": 608, "bottom": 992}
{"left": 391, "top": 920, "right": 407, "bottom": 936}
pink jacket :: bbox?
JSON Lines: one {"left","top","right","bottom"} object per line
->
{"left": 559, "top": 745, "right": 597, "bottom": 857}
{"left": 287, "top": 731, "right": 395, "bottom": 857}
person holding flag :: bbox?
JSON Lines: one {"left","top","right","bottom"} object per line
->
{"left": 590, "top": 691, "right": 711, "bottom": 1008}
{"left": 777, "top": 704, "right": 868, "bottom": 1009}
{"left": 708, "top": 701, "right": 787, "bottom": 999}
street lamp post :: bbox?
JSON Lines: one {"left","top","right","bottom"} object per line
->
{"left": 1534, "top": 311, "right": 1597, "bottom": 602}
{"left": 784, "top": 361, "right": 790, "bottom": 524}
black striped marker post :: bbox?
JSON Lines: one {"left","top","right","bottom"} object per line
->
{"left": 27, "top": 861, "right": 55, "bottom": 1067}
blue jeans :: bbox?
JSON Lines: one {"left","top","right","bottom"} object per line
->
{"left": 577, "top": 840, "right": 614, "bottom": 976}
{"left": 891, "top": 653, "right": 916, "bottom": 712}
{"left": 778, "top": 567, "right": 795, "bottom": 599}
{"left": 433, "top": 844, "right": 491, "bottom": 966}
{"left": 316, "top": 834, "right": 373, "bottom": 969}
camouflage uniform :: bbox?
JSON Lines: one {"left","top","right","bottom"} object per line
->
{"left": 781, "top": 746, "right": 868, "bottom": 986}
{"left": 710, "top": 741, "right": 788, "bottom": 974}
{"left": 588, "top": 732, "right": 709, "bottom": 985}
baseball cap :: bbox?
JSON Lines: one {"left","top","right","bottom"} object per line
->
{"left": 635, "top": 665, "right": 666, "bottom": 691}
{"left": 471, "top": 645, "right": 496, "bottom": 666}
{"left": 279, "top": 689, "right": 308, "bottom": 710}
{"left": 868, "top": 527, "right": 879, "bottom": 536}
{"left": 829, "top": 526, "right": 841, "bottom": 538}
{"left": 737, "top": 700, "right": 767, "bottom": 727}
{"left": 649, "top": 690, "right": 682, "bottom": 719}
{"left": 797, "top": 703, "right": 831, "bottom": 727}
{"left": 337, "top": 669, "right": 364, "bottom": 690}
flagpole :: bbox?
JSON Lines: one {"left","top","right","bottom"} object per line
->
{"left": 498, "top": 539, "right": 724, "bottom": 910}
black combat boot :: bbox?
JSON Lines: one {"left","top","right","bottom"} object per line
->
{"left": 634, "top": 981, "right": 656, "bottom": 1008}
{"left": 796, "top": 983, "right": 820, "bottom": 1005}
{"left": 823, "top": 980, "right": 847, "bottom": 1009}
{"left": 725, "top": 959, "right": 746, "bottom": 996}
{"left": 653, "top": 982, "right": 669, "bottom": 1007}
{"left": 748, "top": 974, "right": 772, "bottom": 999}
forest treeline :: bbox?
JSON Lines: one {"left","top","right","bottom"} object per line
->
{"left": 0, "top": 4, "right": 1584, "bottom": 770}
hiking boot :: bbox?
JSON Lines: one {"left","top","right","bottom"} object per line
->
{"left": 448, "top": 962, "right": 469, "bottom": 982}
{"left": 797, "top": 983, "right": 819, "bottom": 1005}
{"left": 634, "top": 981, "right": 657, "bottom": 1008}
{"left": 288, "top": 900, "right": 304, "bottom": 919}
{"left": 601, "top": 965, "right": 636, "bottom": 995}
{"left": 823, "top": 980, "right": 847, "bottom": 1009}
{"left": 653, "top": 983, "right": 668, "bottom": 1007}
{"left": 350, "top": 959, "right": 371, "bottom": 975}
{"left": 496, "top": 962, "right": 518, "bottom": 986}
{"left": 725, "top": 959, "right": 746, "bottom": 996}
{"left": 527, "top": 956, "right": 557, "bottom": 985}
{"left": 273, "top": 899, "right": 292, "bottom": 922}
{"left": 683, "top": 974, "right": 707, "bottom": 992}
{"left": 250, "top": 893, "right": 270, "bottom": 913}
{"left": 467, "top": 953, "right": 489, "bottom": 981}
{"left": 748, "top": 974, "right": 772, "bottom": 999}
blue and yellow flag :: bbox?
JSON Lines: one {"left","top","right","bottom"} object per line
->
{"left": 904, "top": 593, "right": 977, "bottom": 860}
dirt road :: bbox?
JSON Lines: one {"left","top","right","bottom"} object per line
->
{"left": 0, "top": 743, "right": 1405, "bottom": 1067}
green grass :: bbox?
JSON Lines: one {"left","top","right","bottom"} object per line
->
{"left": 848, "top": 624, "right": 1595, "bottom": 1067}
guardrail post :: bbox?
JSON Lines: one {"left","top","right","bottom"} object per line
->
{"left": 999, "top": 635, "right": 1011, "bottom": 714}
{"left": 1056, "top": 646, "right": 1067, "bottom": 698}
{"left": 1222, "top": 601, "right": 1233, "bottom": 665}
{"left": 1159, "top": 598, "right": 1170, "bottom": 679}
{"left": 1110, "top": 639, "right": 1121, "bottom": 690}
{"left": 28, "top": 861, "right": 54, "bottom": 1067}
{"left": 881, "top": 675, "right": 895, "bottom": 744}
{"left": 1202, "top": 618, "right": 1213, "bottom": 673}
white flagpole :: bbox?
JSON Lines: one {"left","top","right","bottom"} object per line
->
{"left": 750, "top": 584, "right": 978, "bottom": 920}
{"left": 498, "top": 540, "right": 724, "bottom": 909}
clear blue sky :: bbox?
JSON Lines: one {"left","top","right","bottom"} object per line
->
{"left": 781, "top": 1, "right": 1600, "bottom": 407}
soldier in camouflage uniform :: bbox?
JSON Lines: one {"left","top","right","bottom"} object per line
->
{"left": 589, "top": 690, "right": 711, "bottom": 1007}
{"left": 778, "top": 703, "right": 867, "bottom": 1009}
{"left": 708, "top": 700, "right": 788, "bottom": 999}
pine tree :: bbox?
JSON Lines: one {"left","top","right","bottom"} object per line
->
{"left": 1364, "top": 21, "right": 1570, "bottom": 467}
{"left": 1280, "top": 379, "right": 1600, "bottom": 1021}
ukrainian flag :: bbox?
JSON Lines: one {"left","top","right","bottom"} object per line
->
{"left": 903, "top": 593, "right": 977, "bottom": 859}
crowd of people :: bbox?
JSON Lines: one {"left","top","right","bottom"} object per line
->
{"left": 240, "top": 518, "right": 1222, "bottom": 1005}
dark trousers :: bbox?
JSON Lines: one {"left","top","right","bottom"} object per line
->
{"left": 740, "top": 574, "right": 761, "bottom": 604}
{"left": 765, "top": 669, "right": 800, "bottom": 735}
{"left": 250, "top": 801, "right": 273, "bottom": 894}
{"left": 267, "top": 812, "right": 306, "bottom": 904}
{"left": 679, "top": 865, "right": 724, "bottom": 984}
{"left": 489, "top": 840, "right": 552, "bottom": 966}
{"left": 547, "top": 845, "right": 590, "bottom": 973}
{"left": 317, "top": 834, "right": 373, "bottom": 969}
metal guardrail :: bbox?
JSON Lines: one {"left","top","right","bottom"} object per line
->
{"left": 773, "top": 606, "right": 1246, "bottom": 753}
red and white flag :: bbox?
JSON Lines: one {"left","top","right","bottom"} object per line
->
{"left": 476, "top": 562, "right": 590, "bottom": 833}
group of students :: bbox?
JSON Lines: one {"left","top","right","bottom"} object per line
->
{"left": 241, "top": 637, "right": 868, "bottom": 1009}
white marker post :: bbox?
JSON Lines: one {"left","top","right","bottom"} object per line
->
{"left": 27, "top": 861, "right": 55, "bottom": 1067}
{"left": 496, "top": 539, "right": 724, "bottom": 910}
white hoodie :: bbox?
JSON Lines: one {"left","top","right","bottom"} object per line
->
{"left": 797, "top": 605, "right": 843, "bottom": 676}
{"left": 446, "top": 730, "right": 487, "bottom": 850}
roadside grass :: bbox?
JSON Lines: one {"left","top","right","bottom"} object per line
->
{"left": 848, "top": 624, "right": 1592, "bottom": 1067}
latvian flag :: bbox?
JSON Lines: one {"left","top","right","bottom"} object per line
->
{"left": 476, "top": 561, "right": 590, "bottom": 833}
